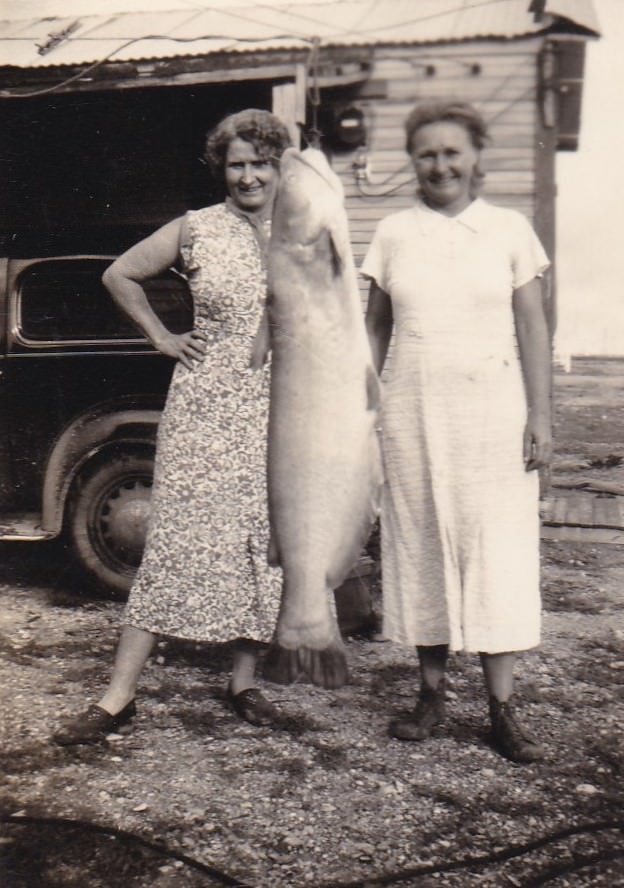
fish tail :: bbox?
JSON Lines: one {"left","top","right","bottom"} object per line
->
{"left": 264, "top": 644, "right": 302, "bottom": 685}
{"left": 299, "top": 642, "right": 349, "bottom": 689}
{"left": 264, "top": 639, "right": 349, "bottom": 689}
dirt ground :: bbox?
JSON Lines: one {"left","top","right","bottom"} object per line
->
{"left": 1, "top": 357, "right": 623, "bottom": 888}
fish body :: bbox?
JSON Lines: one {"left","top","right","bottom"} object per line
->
{"left": 261, "top": 146, "right": 383, "bottom": 689}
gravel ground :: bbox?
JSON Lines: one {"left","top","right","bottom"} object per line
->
{"left": 1, "top": 357, "right": 623, "bottom": 888}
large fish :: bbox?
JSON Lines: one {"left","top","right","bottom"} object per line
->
{"left": 253, "top": 146, "right": 383, "bottom": 689}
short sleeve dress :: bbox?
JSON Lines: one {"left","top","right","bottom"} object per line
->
{"left": 360, "top": 198, "right": 549, "bottom": 654}
{"left": 124, "top": 203, "right": 282, "bottom": 643}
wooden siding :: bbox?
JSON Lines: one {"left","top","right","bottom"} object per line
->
{"left": 329, "top": 38, "right": 548, "bottom": 274}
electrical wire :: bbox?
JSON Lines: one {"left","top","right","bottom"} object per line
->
{"left": 212, "top": 0, "right": 514, "bottom": 43}
{"left": 316, "top": 818, "right": 624, "bottom": 887}
{"left": 0, "top": 0, "right": 545, "bottom": 99}
{"left": 0, "top": 29, "right": 315, "bottom": 98}
{"left": 1, "top": 813, "right": 251, "bottom": 887}
{"left": 235, "top": 0, "right": 531, "bottom": 41}
{"left": 2, "top": 813, "right": 622, "bottom": 888}
{"left": 523, "top": 848, "right": 624, "bottom": 887}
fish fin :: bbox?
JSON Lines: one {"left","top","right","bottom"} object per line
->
{"left": 328, "top": 232, "right": 343, "bottom": 277}
{"left": 267, "top": 531, "right": 281, "bottom": 567}
{"left": 249, "top": 306, "right": 270, "bottom": 369}
{"left": 365, "top": 364, "right": 381, "bottom": 411}
{"left": 325, "top": 431, "right": 384, "bottom": 591}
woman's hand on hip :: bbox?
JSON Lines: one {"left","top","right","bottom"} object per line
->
{"left": 523, "top": 411, "right": 552, "bottom": 472}
{"left": 155, "top": 330, "right": 207, "bottom": 370}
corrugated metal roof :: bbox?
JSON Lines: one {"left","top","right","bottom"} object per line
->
{"left": 0, "top": 0, "right": 600, "bottom": 70}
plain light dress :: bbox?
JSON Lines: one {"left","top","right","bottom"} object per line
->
{"left": 361, "top": 197, "right": 549, "bottom": 653}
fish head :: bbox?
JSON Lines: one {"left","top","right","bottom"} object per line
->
{"left": 272, "top": 147, "right": 348, "bottom": 267}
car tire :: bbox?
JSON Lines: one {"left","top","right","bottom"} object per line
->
{"left": 69, "top": 451, "right": 154, "bottom": 598}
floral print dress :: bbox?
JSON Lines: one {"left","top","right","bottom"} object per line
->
{"left": 124, "top": 203, "right": 282, "bottom": 642}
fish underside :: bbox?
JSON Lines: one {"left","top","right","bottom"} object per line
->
{"left": 257, "top": 146, "right": 383, "bottom": 689}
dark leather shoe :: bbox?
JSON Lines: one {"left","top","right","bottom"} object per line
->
{"left": 53, "top": 701, "right": 136, "bottom": 746}
{"left": 226, "top": 687, "right": 279, "bottom": 727}
{"left": 489, "top": 696, "right": 545, "bottom": 763}
{"left": 389, "top": 681, "right": 446, "bottom": 741}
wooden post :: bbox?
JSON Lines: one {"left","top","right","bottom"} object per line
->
{"left": 272, "top": 63, "right": 306, "bottom": 148}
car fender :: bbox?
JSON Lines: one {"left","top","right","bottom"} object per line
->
{"left": 42, "top": 402, "right": 162, "bottom": 534}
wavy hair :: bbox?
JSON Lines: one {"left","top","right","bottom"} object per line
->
{"left": 203, "top": 109, "right": 292, "bottom": 176}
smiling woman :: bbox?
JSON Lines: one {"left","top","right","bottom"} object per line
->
{"left": 362, "top": 100, "right": 553, "bottom": 764}
{"left": 53, "top": 108, "right": 295, "bottom": 745}
{"left": 224, "top": 140, "right": 279, "bottom": 213}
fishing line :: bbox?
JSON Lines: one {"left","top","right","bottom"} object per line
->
{"left": 303, "top": 36, "right": 323, "bottom": 148}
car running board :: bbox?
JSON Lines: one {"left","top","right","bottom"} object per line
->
{"left": 0, "top": 514, "right": 55, "bottom": 541}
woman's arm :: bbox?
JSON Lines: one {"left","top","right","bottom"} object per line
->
{"left": 365, "top": 280, "right": 393, "bottom": 375}
{"left": 102, "top": 217, "right": 206, "bottom": 370}
{"left": 512, "top": 277, "right": 552, "bottom": 471}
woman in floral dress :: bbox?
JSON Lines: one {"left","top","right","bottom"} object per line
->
{"left": 54, "top": 109, "right": 291, "bottom": 744}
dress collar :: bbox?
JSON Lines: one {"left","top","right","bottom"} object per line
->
{"left": 414, "top": 197, "right": 486, "bottom": 235}
{"left": 225, "top": 196, "right": 273, "bottom": 226}
{"left": 225, "top": 196, "right": 272, "bottom": 268}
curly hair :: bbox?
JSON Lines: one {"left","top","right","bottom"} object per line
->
{"left": 404, "top": 101, "right": 490, "bottom": 155}
{"left": 203, "top": 109, "right": 292, "bottom": 176}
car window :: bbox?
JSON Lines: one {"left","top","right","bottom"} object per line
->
{"left": 17, "top": 258, "right": 193, "bottom": 342}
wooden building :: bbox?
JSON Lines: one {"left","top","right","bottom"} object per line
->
{"left": 0, "top": 0, "right": 600, "bottom": 327}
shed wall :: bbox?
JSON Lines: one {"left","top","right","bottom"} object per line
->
{"left": 327, "top": 38, "right": 547, "bottom": 270}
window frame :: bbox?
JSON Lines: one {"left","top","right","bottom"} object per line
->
{"left": 12, "top": 256, "right": 193, "bottom": 349}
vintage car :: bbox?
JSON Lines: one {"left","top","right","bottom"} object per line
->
{"left": 0, "top": 255, "right": 192, "bottom": 597}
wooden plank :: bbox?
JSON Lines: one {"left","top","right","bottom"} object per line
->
{"left": 541, "top": 525, "right": 624, "bottom": 545}
{"left": 595, "top": 495, "right": 623, "bottom": 528}
{"left": 541, "top": 493, "right": 624, "bottom": 530}
{"left": 552, "top": 496, "right": 570, "bottom": 524}
{"left": 571, "top": 493, "right": 595, "bottom": 526}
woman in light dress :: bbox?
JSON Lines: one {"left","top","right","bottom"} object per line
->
{"left": 362, "top": 101, "right": 552, "bottom": 762}
{"left": 54, "top": 109, "right": 291, "bottom": 744}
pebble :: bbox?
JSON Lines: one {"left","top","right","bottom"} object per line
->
{"left": 575, "top": 783, "right": 599, "bottom": 795}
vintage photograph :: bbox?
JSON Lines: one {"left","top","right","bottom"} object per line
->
{"left": 0, "top": 1, "right": 622, "bottom": 885}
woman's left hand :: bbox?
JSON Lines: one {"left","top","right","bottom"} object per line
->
{"left": 523, "top": 411, "right": 552, "bottom": 472}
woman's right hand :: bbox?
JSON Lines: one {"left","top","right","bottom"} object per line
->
{"left": 155, "top": 330, "right": 207, "bottom": 370}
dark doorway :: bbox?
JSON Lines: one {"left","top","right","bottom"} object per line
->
{"left": 1, "top": 79, "right": 272, "bottom": 256}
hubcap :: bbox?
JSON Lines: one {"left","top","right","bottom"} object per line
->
{"left": 92, "top": 475, "right": 152, "bottom": 570}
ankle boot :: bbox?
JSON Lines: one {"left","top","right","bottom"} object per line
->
{"left": 488, "top": 695, "right": 545, "bottom": 763}
{"left": 389, "top": 681, "right": 446, "bottom": 741}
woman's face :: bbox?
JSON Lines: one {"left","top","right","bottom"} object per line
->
{"left": 410, "top": 121, "right": 479, "bottom": 215}
{"left": 224, "top": 137, "right": 279, "bottom": 213}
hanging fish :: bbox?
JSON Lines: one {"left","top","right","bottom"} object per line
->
{"left": 252, "top": 146, "right": 383, "bottom": 689}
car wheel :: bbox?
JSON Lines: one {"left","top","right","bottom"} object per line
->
{"left": 69, "top": 452, "right": 154, "bottom": 598}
